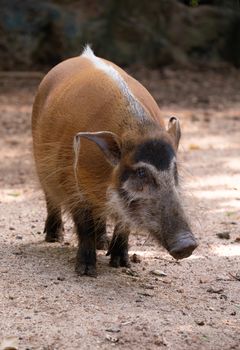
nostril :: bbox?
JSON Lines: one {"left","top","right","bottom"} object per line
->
{"left": 169, "top": 234, "right": 198, "bottom": 260}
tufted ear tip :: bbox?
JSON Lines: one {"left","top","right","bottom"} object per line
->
{"left": 167, "top": 116, "right": 181, "bottom": 150}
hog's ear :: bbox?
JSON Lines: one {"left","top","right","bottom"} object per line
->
{"left": 167, "top": 117, "right": 181, "bottom": 150}
{"left": 74, "top": 131, "right": 122, "bottom": 166}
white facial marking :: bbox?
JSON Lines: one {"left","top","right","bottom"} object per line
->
{"left": 81, "top": 45, "right": 148, "bottom": 122}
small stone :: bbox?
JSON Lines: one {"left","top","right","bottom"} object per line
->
{"left": 176, "top": 288, "right": 184, "bottom": 293}
{"left": 121, "top": 321, "right": 133, "bottom": 326}
{"left": 140, "top": 284, "right": 154, "bottom": 290}
{"left": 207, "top": 287, "right": 224, "bottom": 294}
{"left": 150, "top": 269, "right": 167, "bottom": 277}
{"left": 130, "top": 253, "right": 141, "bottom": 263}
{"left": 195, "top": 320, "right": 205, "bottom": 326}
{"left": 105, "top": 334, "right": 119, "bottom": 343}
{"left": 235, "top": 272, "right": 240, "bottom": 280}
{"left": 216, "top": 232, "right": 230, "bottom": 239}
{"left": 154, "top": 337, "right": 167, "bottom": 346}
{"left": 135, "top": 299, "right": 143, "bottom": 303}
{"left": 15, "top": 235, "right": 22, "bottom": 240}
{"left": 13, "top": 250, "right": 23, "bottom": 256}
{"left": 105, "top": 327, "right": 120, "bottom": 333}
{"left": 122, "top": 268, "right": 139, "bottom": 277}
{"left": 57, "top": 276, "right": 65, "bottom": 281}
{"left": 9, "top": 227, "right": 15, "bottom": 231}
{"left": 138, "top": 292, "right": 153, "bottom": 297}
{"left": 230, "top": 311, "right": 236, "bottom": 316}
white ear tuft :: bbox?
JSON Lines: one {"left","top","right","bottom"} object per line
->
{"left": 73, "top": 134, "right": 82, "bottom": 188}
{"left": 167, "top": 116, "right": 181, "bottom": 150}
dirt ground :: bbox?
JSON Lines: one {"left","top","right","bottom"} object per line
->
{"left": 0, "top": 67, "right": 239, "bottom": 350}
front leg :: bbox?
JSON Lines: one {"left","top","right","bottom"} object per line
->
{"left": 107, "top": 224, "right": 130, "bottom": 268}
{"left": 72, "top": 208, "right": 97, "bottom": 277}
{"left": 95, "top": 217, "right": 110, "bottom": 250}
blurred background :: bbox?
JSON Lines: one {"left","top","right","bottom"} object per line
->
{"left": 1, "top": 0, "right": 240, "bottom": 71}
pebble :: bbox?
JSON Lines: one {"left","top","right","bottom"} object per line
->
{"left": 207, "top": 287, "right": 224, "bottom": 294}
{"left": 195, "top": 320, "right": 205, "bottom": 326}
{"left": 216, "top": 232, "right": 230, "bottom": 239}
{"left": 105, "top": 334, "right": 119, "bottom": 343}
{"left": 105, "top": 327, "right": 120, "bottom": 333}
{"left": 130, "top": 253, "right": 141, "bottom": 263}
{"left": 138, "top": 292, "right": 153, "bottom": 297}
{"left": 57, "top": 276, "right": 65, "bottom": 281}
{"left": 140, "top": 284, "right": 154, "bottom": 290}
{"left": 150, "top": 269, "right": 167, "bottom": 277}
{"left": 122, "top": 268, "right": 139, "bottom": 277}
{"left": 15, "top": 235, "right": 22, "bottom": 240}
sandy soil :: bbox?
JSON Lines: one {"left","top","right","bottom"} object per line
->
{"left": 0, "top": 68, "right": 239, "bottom": 350}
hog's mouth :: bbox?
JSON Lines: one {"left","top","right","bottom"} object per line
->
{"left": 159, "top": 231, "right": 198, "bottom": 260}
{"left": 167, "top": 232, "right": 198, "bottom": 260}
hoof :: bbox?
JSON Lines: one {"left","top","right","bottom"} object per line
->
{"left": 45, "top": 231, "right": 64, "bottom": 243}
{"left": 75, "top": 262, "right": 97, "bottom": 277}
{"left": 109, "top": 254, "right": 131, "bottom": 268}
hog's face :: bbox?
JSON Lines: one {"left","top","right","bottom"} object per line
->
{"left": 116, "top": 138, "right": 179, "bottom": 231}
{"left": 74, "top": 118, "right": 198, "bottom": 260}
{"left": 110, "top": 136, "right": 197, "bottom": 259}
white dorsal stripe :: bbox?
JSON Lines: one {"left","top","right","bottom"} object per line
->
{"left": 81, "top": 45, "right": 147, "bottom": 121}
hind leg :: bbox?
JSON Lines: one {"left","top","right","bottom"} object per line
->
{"left": 72, "top": 207, "right": 97, "bottom": 277}
{"left": 44, "top": 195, "right": 64, "bottom": 243}
{"left": 107, "top": 224, "right": 131, "bottom": 268}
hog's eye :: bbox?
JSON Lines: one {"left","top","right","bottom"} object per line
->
{"left": 136, "top": 167, "right": 147, "bottom": 179}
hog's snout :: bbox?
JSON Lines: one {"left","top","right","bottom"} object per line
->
{"left": 168, "top": 232, "right": 198, "bottom": 260}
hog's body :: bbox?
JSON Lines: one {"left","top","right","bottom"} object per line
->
{"left": 32, "top": 46, "right": 197, "bottom": 276}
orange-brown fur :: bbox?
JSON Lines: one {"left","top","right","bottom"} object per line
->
{"left": 32, "top": 50, "right": 198, "bottom": 276}
{"left": 32, "top": 55, "right": 166, "bottom": 214}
